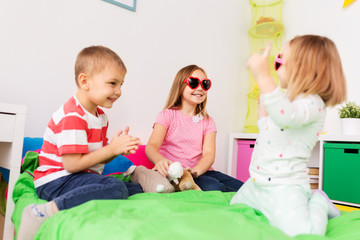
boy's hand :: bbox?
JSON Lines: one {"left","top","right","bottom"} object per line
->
{"left": 153, "top": 159, "right": 172, "bottom": 177}
{"left": 109, "top": 126, "right": 140, "bottom": 156}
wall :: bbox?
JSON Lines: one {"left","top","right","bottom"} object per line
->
{"left": 282, "top": 0, "right": 360, "bottom": 134}
{"left": 0, "top": 0, "right": 359, "bottom": 173}
{"left": 0, "top": 0, "right": 249, "bottom": 172}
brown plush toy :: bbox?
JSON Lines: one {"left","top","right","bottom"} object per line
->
{"left": 124, "top": 162, "right": 201, "bottom": 193}
{"left": 173, "top": 169, "right": 201, "bottom": 191}
{"left": 167, "top": 162, "right": 201, "bottom": 191}
{"left": 124, "top": 165, "right": 175, "bottom": 193}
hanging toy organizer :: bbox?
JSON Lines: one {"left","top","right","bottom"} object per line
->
{"left": 244, "top": 0, "right": 284, "bottom": 133}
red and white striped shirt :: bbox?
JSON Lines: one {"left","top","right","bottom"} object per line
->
{"left": 33, "top": 96, "right": 109, "bottom": 188}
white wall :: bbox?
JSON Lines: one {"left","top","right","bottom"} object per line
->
{"left": 0, "top": 0, "right": 359, "bottom": 173}
{"left": 282, "top": 0, "right": 360, "bottom": 135}
{"left": 0, "top": 0, "right": 249, "bottom": 172}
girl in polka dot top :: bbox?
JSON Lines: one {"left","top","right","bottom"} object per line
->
{"left": 145, "top": 64, "right": 243, "bottom": 192}
{"left": 230, "top": 35, "right": 347, "bottom": 236}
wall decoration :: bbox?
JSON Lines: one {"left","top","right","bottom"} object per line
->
{"left": 103, "top": 0, "right": 136, "bottom": 12}
{"left": 343, "top": 0, "right": 356, "bottom": 8}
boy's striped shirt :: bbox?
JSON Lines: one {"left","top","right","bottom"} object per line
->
{"left": 33, "top": 96, "right": 108, "bottom": 188}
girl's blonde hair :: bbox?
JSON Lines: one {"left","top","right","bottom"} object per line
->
{"left": 286, "top": 35, "right": 346, "bottom": 106}
{"left": 164, "top": 65, "right": 209, "bottom": 118}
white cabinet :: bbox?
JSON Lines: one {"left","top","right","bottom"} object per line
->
{"left": 0, "top": 103, "right": 26, "bottom": 240}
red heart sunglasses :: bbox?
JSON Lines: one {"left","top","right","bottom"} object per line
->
{"left": 183, "top": 77, "right": 212, "bottom": 91}
{"left": 274, "top": 54, "right": 285, "bottom": 71}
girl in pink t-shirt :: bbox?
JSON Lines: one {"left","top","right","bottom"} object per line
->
{"left": 146, "top": 65, "right": 243, "bottom": 192}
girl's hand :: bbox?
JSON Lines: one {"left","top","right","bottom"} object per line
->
{"left": 185, "top": 167, "right": 200, "bottom": 178}
{"left": 247, "top": 42, "right": 272, "bottom": 80}
{"left": 109, "top": 126, "right": 141, "bottom": 156}
{"left": 247, "top": 42, "right": 277, "bottom": 94}
{"left": 153, "top": 158, "right": 172, "bottom": 177}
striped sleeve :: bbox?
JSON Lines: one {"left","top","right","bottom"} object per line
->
{"left": 56, "top": 114, "right": 89, "bottom": 155}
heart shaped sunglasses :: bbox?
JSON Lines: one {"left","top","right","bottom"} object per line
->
{"left": 274, "top": 54, "right": 285, "bottom": 71}
{"left": 183, "top": 77, "right": 212, "bottom": 91}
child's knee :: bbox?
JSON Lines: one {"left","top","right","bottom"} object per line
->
{"left": 108, "top": 178, "right": 129, "bottom": 199}
{"left": 199, "top": 181, "right": 222, "bottom": 191}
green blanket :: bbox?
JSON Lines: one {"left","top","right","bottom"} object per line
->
{"left": 12, "top": 152, "right": 360, "bottom": 240}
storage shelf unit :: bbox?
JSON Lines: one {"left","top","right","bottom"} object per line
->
{"left": 319, "top": 135, "right": 360, "bottom": 208}
{"left": 0, "top": 103, "right": 26, "bottom": 240}
{"left": 227, "top": 133, "right": 258, "bottom": 179}
{"left": 228, "top": 133, "right": 319, "bottom": 179}
{"left": 228, "top": 133, "right": 359, "bottom": 207}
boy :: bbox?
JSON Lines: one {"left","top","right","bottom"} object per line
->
{"left": 17, "top": 46, "right": 141, "bottom": 240}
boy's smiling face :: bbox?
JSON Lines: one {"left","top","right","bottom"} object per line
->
{"left": 79, "top": 63, "right": 125, "bottom": 115}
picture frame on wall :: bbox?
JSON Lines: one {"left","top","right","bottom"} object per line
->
{"left": 102, "top": 0, "right": 136, "bottom": 12}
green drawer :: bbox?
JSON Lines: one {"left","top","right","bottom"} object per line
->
{"left": 323, "top": 143, "right": 360, "bottom": 204}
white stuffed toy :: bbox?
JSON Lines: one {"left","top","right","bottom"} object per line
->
{"left": 167, "top": 162, "right": 183, "bottom": 184}
{"left": 125, "top": 162, "right": 201, "bottom": 193}
{"left": 167, "top": 162, "right": 201, "bottom": 191}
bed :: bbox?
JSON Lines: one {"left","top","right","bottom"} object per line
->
{"left": 11, "top": 138, "right": 360, "bottom": 240}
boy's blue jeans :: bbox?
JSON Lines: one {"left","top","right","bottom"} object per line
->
{"left": 36, "top": 172, "right": 143, "bottom": 210}
{"left": 194, "top": 170, "right": 244, "bottom": 192}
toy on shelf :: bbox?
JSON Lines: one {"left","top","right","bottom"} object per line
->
{"left": 250, "top": 16, "right": 284, "bottom": 38}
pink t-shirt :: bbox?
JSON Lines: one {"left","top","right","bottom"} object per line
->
{"left": 155, "top": 108, "right": 217, "bottom": 168}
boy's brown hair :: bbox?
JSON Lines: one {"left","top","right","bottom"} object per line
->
{"left": 74, "top": 46, "right": 127, "bottom": 86}
{"left": 164, "top": 64, "right": 209, "bottom": 118}
{"left": 286, "top": 35, "right": 347, "bottom": 106}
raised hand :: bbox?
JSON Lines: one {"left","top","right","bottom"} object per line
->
{"left": 247, "top": 42, "right": 272, "bottom": 80}
{"left": 247, "top": 42, "right": 276, "bottom": 94}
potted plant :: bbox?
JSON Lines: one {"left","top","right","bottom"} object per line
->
{"left": 338, "top": 101, "right": 360, "bottom": 135}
